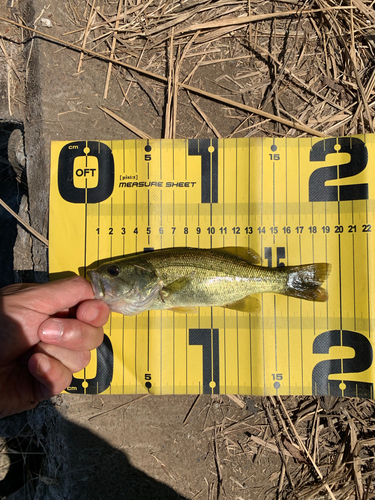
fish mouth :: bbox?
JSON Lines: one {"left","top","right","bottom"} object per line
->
{"left": 87, "top": 269, "right": 163, "bottom": 314}
{"left": 87, "top": 269, "right": 125, "bottom": 304}
{"left": 87, "top": 270, "right": 105, "bottom": 299}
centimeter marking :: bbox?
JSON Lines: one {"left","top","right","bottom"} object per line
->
{"left": 52, "top": 137, "right": 374, "bottom": 396}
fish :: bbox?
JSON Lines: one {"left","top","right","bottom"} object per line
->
{"left": 87, "top": 247, "right": 331, "bottom": 316}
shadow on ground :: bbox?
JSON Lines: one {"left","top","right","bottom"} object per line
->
{"left": 0, "top": 123, "right": 26, "bottom": 289}
{"left": 0, "top": 405, "right": 188, "bottom": 500}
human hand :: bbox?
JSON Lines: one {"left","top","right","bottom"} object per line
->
{"left": 0, "top": 276, "right": 110, "bottom": 418}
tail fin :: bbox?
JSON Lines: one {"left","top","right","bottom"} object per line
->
{"left": 284, "top": 263, "right": 331, "bottom": 302}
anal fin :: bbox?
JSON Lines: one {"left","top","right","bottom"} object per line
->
{"left": 169, "top": 306, "right": 198, "bottom": 314}
{"left": 222, "top": 295, "right": 261, "bottom": 313}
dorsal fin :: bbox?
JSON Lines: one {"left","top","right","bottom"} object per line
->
{"left": 220, "top": 247, "right": 261, "bottom": 265}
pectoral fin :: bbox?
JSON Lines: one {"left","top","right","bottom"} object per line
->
{"left": 163, "top": 274, "right": 194, "bottom": 293}
{"left": 160, "top": 274, "right": 194, "bottom": 302}
{"left": 162, "top": 274, "right": 197, "bottom": 313}
{"left": 222, "top": 295, "right": 261, "bottom": 313}
{"left": 220, "top": 247, "right": 261, "bottom": 265}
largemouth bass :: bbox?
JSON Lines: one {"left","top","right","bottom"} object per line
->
{"left": 88, "top": 247, "right": 330, "bottom": 316}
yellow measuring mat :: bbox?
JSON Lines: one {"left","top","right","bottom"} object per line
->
{"left": 49, "top": 137, "right": 375, "bottom": 397}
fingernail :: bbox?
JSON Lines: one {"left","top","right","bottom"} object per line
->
{"left": 37, "top": 355, "right": 51, "bottom": 375}
{"left": 82, "top": 306, "right": 99, "bottom": 322}
{"left": 41, "top": 320, "right": 63, "bottom": 340}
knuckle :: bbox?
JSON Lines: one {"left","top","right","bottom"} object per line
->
{"left": 80, "top": 350, "right": 91, "bottom": 368}
{"left": 62, "top": 373, "right": 73, "bottom": 393}
{"left": 79, "top": 326, "right": 103, "bottom": 350}
{"left": 93, "top": 329, "right": 104, "bottom": 349}
{"left": 52, "top": 371, "right": 72, "bottom": 395}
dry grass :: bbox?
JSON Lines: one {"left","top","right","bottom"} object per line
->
{"left": 60, "top": 0, "right": 375, "bottom": 138}
{"left": 185, "top": 394, "right": 375, "bottom": 499}
{"left": 3, "top": 0, "right": 374, "bottom": 136}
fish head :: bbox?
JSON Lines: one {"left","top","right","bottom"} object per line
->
{"left": 87, "top": 259, "right": 162, "bottom": 315}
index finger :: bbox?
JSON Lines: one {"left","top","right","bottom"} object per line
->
{"left": 9, "top": 276, "right": 95, "bottom": 316}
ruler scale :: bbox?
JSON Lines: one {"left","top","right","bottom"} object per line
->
{"left": 50, "top": 136, "right": 375, "bottom": 397}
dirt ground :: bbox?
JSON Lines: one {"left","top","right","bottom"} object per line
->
{"left": 1, "top": 0, "right": 375, "bottom": 499}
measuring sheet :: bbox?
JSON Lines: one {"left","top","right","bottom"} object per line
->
{"left": 49, "top": 137, "right": 375, "bottom": 397}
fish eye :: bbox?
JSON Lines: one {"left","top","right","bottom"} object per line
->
{"left": 107, "top": 265, "right": 120, "bottom": 277}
